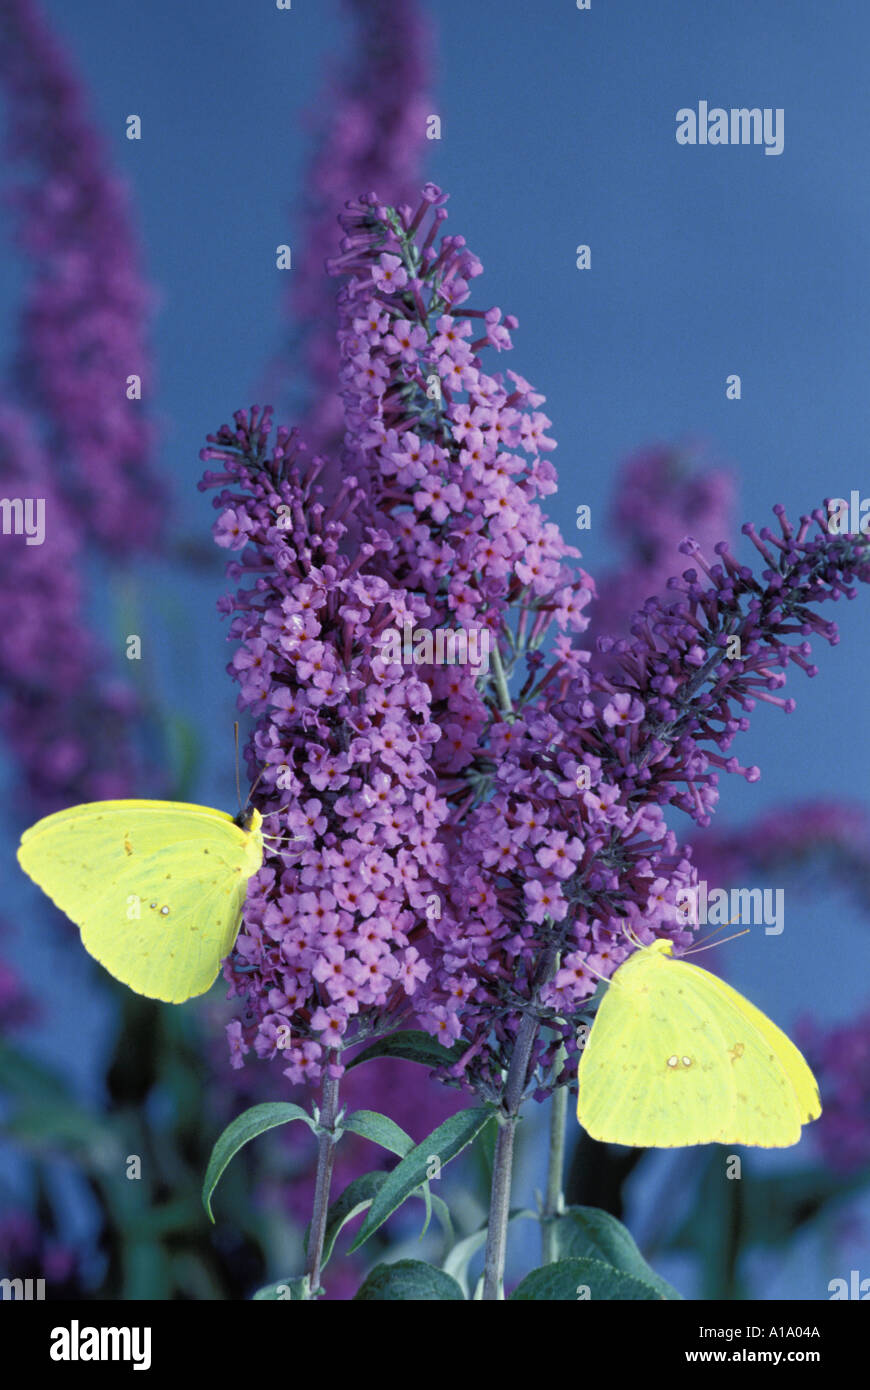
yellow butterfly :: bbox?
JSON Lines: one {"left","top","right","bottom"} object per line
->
{"left": 17, "top": 801, "right": 264, "bottom": 1003}
{"left": 576, "top": 937, "right": 821, "bottom": 1147}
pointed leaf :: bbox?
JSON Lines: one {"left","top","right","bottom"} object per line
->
{"left": 550, "top": 1205, "right": 680, "bottom": 1298}
{"left": 510, "top": 1256, "right": 680, "bottom": 1301}
{"left": 203, "top": 1102, "right": 315, "bottom": 1222}
{"left": 349, "top": 1106, "right": 493, "bottom": 1253}
{"left": 426, "top": 1192, "right": 454, "bottom": 1248}
{"left": 341, "top": 1109, "right": 414, "bottom": 1157}
{"left": 353, "top": 1259, "right": 465, "bottom": 1301}
{"left": 305, "top": 1171, "right": 387, "bottom": 1268}
{"left": 345, "top": 1030, "right": 463, "bottom": 1072}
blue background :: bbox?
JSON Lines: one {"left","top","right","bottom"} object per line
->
{"left": 1, "top": 0, "right": 868, "bottom": 1299}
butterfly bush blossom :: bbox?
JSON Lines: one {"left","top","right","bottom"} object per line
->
{"left": 275, "top": 0, "right": 431, "bottom": 464}
{"left": 588, "top": 449, "right": 870, "bottom": 922}
{"left": 329, "top": 185, "right": 594, "bottom": 782}
{"left": 201, "top": 408, "right": 449, "bottom": 1084}
{"left": 0, "top": 0, "right": 162, "bottom": 551}
{"left": 586, "top": 445, "right": 736, "bottom": 651}
{"left": 321, "top": 189, "right": 870, "bottom": 1103}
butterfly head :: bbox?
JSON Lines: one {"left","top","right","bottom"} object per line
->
{"left": 646, "top": 938, "right": 675, "bottom": 958}
{"left": 234, "top": 806, "right": 263, "bottom": 836}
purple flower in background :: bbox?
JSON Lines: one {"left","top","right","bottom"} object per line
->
{"left": 0, "top": 401, "right": 144, "bottom": 810}
{"left": 796, "top": 1010, "right": 870, "bottom": 1174}
{"left": 587, "top": 445, "right": 736, "bottom": 652}
{"left": 0, "top": 1211, "right": 82, "bottom": 1295}
{"left": 691, "top": 799, "right": 870, "bottom": 914}
{"left": 0, "top": 932, "right": 36, "bottom": 1031}
{"left": 268, "top": 0, "right": 432, "bottom": 466}
{"left": 0, "top": 0, "right": 162, "bottom": 551}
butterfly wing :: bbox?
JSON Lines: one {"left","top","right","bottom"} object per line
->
{"left": 577, "top": 951, "right": 736, "bottom": 1147}
{"left": 577, "top": 950, "right": 818, "bottom": 1147}
{"left": 17, "top": 800, "right": 264, "bottom": 1003}
{"left": 678, "top": 961, "right": 821, "bottom": 1130}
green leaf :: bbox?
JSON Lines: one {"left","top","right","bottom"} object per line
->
{"left": 202, "top": 1102, "right": 316, "bottom": 1222}
{"left": 252, "top": 1276, "right": 315, "bottom": 1301}
{"left": 478, "top": 1113, "right": 498, "bottom": 1180}
{"left": 549, "top": 1205, "right": 681, "bottom": 1299}
{"left": 2, "top": 1101, "right": 117, "bottom": 1163}
{"left": 341, "top": 1109, "right": 414, "bottom": 1158}
{"left": 349, "top": 1106, "right": 493, "bottom": 1253}
{"left": 353, "top": 1259, "right": 465, "bottom": 1301}
{"left": 345, "top": 1030, "right": 463, "bottom": 1072}
{"left": 510, "top": 1256, "right": 677, "bottom": 1301}
{"left": 307, "top": 1171, "right": 453, "bottom": 1272}
{"left": 443, "top": 1209, "right": 538, "bottom": 1298}
{"left": 0, "top": 1042, "right": 70, "bottom": 1103}
{"left": 305, "top": 1171, "right": 387, "bottom": 1269}
{"left": 426, "top": 1192, "right": 454, "bottom": 1248}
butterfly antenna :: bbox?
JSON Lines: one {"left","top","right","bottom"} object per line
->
{"left": 242, "top": 765, "right": 269, "bottom": 812}
{"left": 618, "top": 920, "right": 644, "bottom": 952}
{"left": 681, "top": 928, "right": 750, "bottom": 956}
{"left": 679, "top": 912, "right": 747, "bottom": 953}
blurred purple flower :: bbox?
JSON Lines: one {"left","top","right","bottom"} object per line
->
{"left": 0, "top": 0, "right": 162, "bottom": 551}
{"left": 796, "top": 1009, "right": 870, "bottom": 1174}
{"left": 267, "top": 0, "right": 431, "bottom": 468}
{"left": 587, "top": 444, "right": 736, "bottom": 651}
{"left": 0, "top": 401, "right": 144, "bottom": 810}
{"left": 692, "top": 799, "right": 870, "bottom": 912}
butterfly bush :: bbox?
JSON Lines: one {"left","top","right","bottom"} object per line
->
{"left": 242, "top": 2, "right": 470, "bottom": 1243}
{"left": 692, "top": 800, "right": 870, "bottom": 916}
{"left": 0, "top": 401, "right": 144, "bottom": 809}
{"left": 316, "top": 190, "right": 870, "bottom": 1104}
{"left": 200, "top": 408, "right": 451, "bottom": 1085}
{"left": 275, "top": 0, "right": 432, "bottom": 463}
{"left": 796, "top": 1010, "right": 870, "bottom": 1174}
{"left": 586, "top": 445, "right": 736, "bottom": 650}
{"left": 329, "top": 186, "right": 594, "bottom": 780}
{"left": 0, "top": 0, "right": 162, "bottom": 551}
{"left": 592, "top": 449, "right": 870, "bottom": 935}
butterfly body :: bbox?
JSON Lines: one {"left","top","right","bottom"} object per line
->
{"left": 576, "top": 938, "right": 821, "bottom": 1148}
{"left": 17, "top": 800, "right": 264, "bottom": 1003}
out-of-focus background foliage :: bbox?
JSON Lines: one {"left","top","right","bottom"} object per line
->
{"left": 0, "top": 0, "right": 867, "bottom": 1300}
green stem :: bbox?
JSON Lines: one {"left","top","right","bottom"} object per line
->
{"left": 481, "top": 946, "right": 558, "bottom": 1300}
{"left": 541, "top": 1056, "right": 567, "bottom": 1263}
{"left": 304, "top": 1064, "right": 340, "bottom": 1296}
{"left": 481, "top": 1011, "right": 536, "bottom": 1300}
{"left": 489, "top": 642, "right": 514, "bottom": 716}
